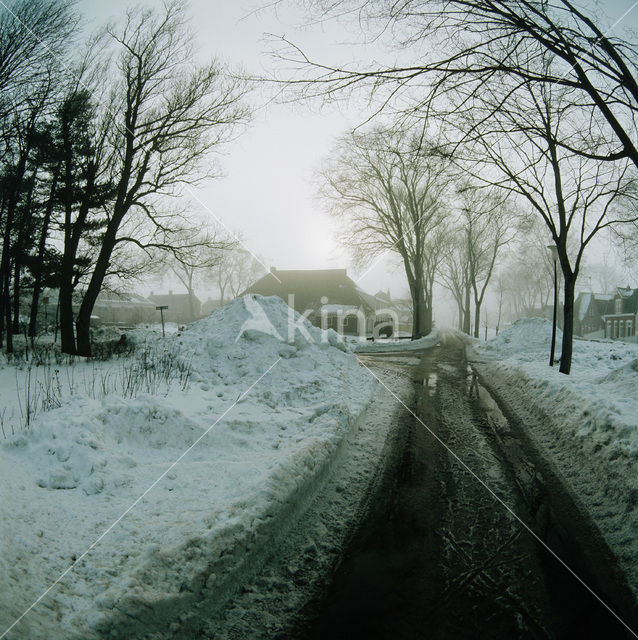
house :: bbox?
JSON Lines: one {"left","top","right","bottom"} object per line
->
{"left": 243, "top": 267, "right": 390, "bottom": 336}
{"left": 92, "top": 291, "right": 157, "bottom": 327}
{"left": 573, "top": 292, "right": 614, "bottom": 338}
{"left": 148, "top": 291, "right": 201, "bottom": 325}
{"left": 603, "top": 286, "right": 638, "bottom": 340}
{"left": 374, "top": 289, "right": 413, "bottom": 334}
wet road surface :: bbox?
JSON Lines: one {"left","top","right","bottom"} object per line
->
{"left": 285, "top": 332, "right": 638, "bottom": 639}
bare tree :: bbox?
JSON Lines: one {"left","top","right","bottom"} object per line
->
{"left": 213, "top": 246, "right": 266, "bottom": 304}
{"left": 465, "top": 81, "right": 638, "bottom": 373}
{"left": 162, "top": 227, "right": 236, "bottom": 321}
{"left": 69, "top": 2, "right": 251, "bottom": 355}
{"left": 0, "top": 0, "right": 77, "bottom": 351}
{"left": 280, "top": 0, "right": 638, "bottom": 169}
{"left": 0, "top": 0, "right": 77, "bottom": 123}
{"left": 459, "top": 184, "right": 517, "bottom": 338}
{"left": 499, "top": 220, "right": 557, "bottom": 319}
{"left": 439, "top": 227, "right": 470, "bottom": 332}
{"left": 319, "top": 127, "right": 453, "bottom": 338}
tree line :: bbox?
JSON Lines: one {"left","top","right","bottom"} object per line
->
{"left": 0, "top": 0, "right": 250, "bottom": 356}
{"left": 286, "top": 0, "right": 638, "bottom": 374}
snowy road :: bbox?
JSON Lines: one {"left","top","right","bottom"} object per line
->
{"left": 285, "top": 332, "right": 638, "bottom": 639}
{"left": 122, "top": 329, "right": 638, "bottom": 639}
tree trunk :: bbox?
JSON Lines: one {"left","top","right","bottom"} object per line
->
{"left": 559, "top": 274, "right": 576, "bottom": 375}
{"left": 76, "top": 223, "right": 119, "bottom": 356}
{"left": 29, "top": 171, "right": 59, "bottom": 338}
{"left": 59, "top": 279, "right": 76, "bottom": 355}
{"left": 463, "top": 281, "right": 471, "bottom": 334}
{"left": 410, "top": 280, "right": 428, "bottom": 339}
{"left": 424, "top": 303, "right": 433, "bottom": 335}
{"left": 12, "top": 255, "right": 21, "bottom": 334}
{"left": 473, "top": 299, "right": 481, "bottom": 339}
{"left": 2, "top": 269, "right": 11, "bottom": 353}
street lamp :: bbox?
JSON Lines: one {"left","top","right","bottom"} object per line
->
{"left": 547, "top": 244, "right": 559, "bottom": 367}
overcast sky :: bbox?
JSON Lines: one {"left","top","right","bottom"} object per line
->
{"left": 79, "top": 0, "right": 638, "bottom": 311}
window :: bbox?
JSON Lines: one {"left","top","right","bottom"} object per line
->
{"left": 614, "top": 320, "right": 619, "bottom": 338}
{"left": 615, "top": 298, "right": 623, "bottom": 314}
{"left": 628, "top": 320, "right": 634, "bottom": 337}
{"left": 607, "top": 320, "right": 612, "bottom": 338}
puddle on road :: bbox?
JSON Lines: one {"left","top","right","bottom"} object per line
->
{"left": 422, "top": 372, "right": 437, "bottom": 390}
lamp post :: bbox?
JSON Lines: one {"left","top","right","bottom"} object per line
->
{"left": 547, "top": 244, "right": 559, "bottom": 367}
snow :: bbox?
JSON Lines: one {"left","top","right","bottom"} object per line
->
{"left": 469, "top": 317, "right": 638, "bottom": 594}
{"left": 352, "top": 329, "right": 440, "bottom": 353}
{"left": 0, "top": 295, "right": 375, "bottom": 639}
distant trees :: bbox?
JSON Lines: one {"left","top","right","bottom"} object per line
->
{"left": 465, "top": 81, "right": 638, "bottom": 372}
{"left": 437, "top": 185, "right": 517, "bottom": 335}
{"left": 498, "top": 222, "right": 556, "bottom": 321}
{"left": 213, "top": 246, "right": 266, "bottom": 305}
{"left": 0, "top": 1, "right": 251, "bottom": 355}
{"left": 164, "top": 227, "right": 237, "bottom": 322}
{"left": 319, "top": 128, "right": 453, "bottom": 338}
{"left": 458, "top": 186, "right": 517, "bottom": 338}
{"left": 284, "top": 0, "right": 638, "bottom": 373}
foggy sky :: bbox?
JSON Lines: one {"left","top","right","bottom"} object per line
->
{"left": 79, "top": 0, "right": 638, "bottom": 322}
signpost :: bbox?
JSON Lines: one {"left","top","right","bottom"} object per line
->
{"left": 156, "top": 305, "right": 168, "bottom": 337}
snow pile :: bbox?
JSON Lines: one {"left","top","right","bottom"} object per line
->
{"left": 478, "top": 317, "right": 562, "bottom": 360}
{"left": 472, "top": 317, "right": 638, "bottom": 449}
{"left": 470, "top": 317, "right": 638, "bottom": 593}
{"left": 0, "top": 295, "right": 375, "bottom": 640}
{"left": 353, "top": 329, "right": 440, "bottom": 353}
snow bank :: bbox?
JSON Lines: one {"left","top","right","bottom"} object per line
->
{"left": 0, "top": 295, "right": 375, "bottom": 639}
{"left": 472, "top": 317, "right": 638, "bottom": 433}
{"left": 470, "top": 317, "right": 638, "bottom": 593}
{"left": 477, "top": 317, "right": 562, "bottom": 360}
{"left": 353, "top": 329, "right": 440, "bottom": 353}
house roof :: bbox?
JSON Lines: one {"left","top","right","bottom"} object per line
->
{"left": 95, "top": 291, "right": 155, "bottom": 307}
{"left": 615, "top": 287, "right": 638, "bottom": 313}
{"left": 148, "top": 292, "right": 201, "bottom": 306}
{"left": 575, "top": 292, "right": 615, "bottom": 322}
{"left": 374, "top": 289, "right": 392, "bottom": 303}
{"left": 243, "top": 268, "right": 376, "bottom": 314}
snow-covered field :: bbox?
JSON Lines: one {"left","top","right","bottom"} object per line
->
{"left": 469, "top": 318, "right": 638, "bottom": 594}
{"left": 0, "top": 295, "right": 375, "bottom": 640}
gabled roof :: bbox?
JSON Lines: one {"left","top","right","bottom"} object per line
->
{"left": 615, "top": 287, "right": 638, "bottom": 313}
{"left": 575, "top": 292, "right": 616, "bottom": 321}
{"left": 243, "top": 268, "right": 375, "bottom": 313}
